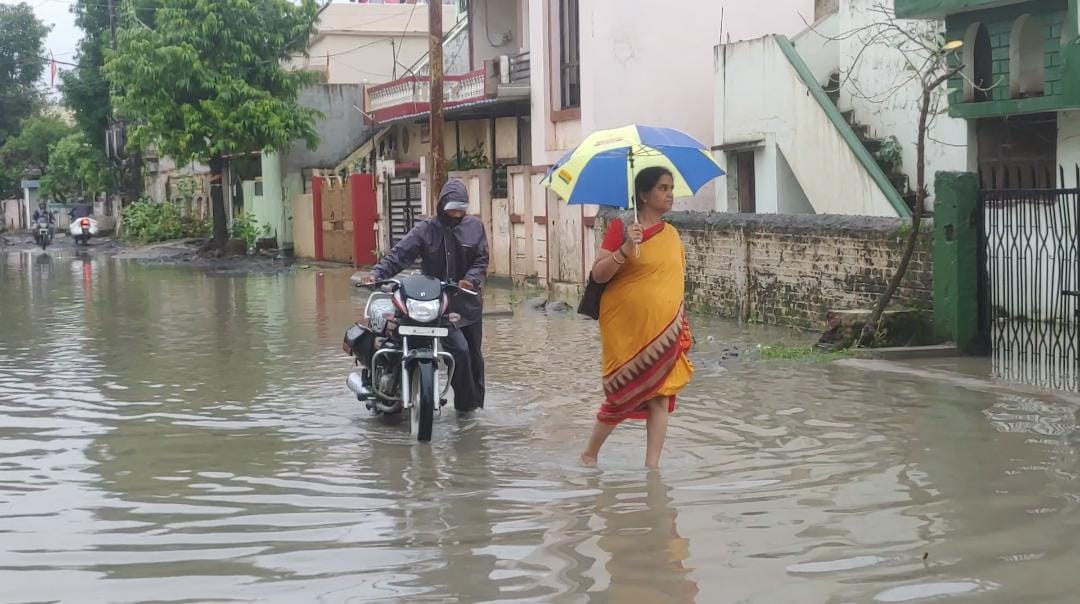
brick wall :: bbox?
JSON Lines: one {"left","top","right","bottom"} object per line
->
{"left": 664, "top": 212, "right": 933, "bottom": 329}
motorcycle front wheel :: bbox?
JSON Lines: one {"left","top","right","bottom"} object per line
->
{"left": 409, "top": 362, "right": 435, "bottom": 442}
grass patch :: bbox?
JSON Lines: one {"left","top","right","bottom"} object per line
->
{"left": 757, "top": 344, "right": 852, "bottom": 363}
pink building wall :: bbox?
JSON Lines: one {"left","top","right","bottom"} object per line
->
{"left": 529, "top": 0, "right": 814, "bottom": 210}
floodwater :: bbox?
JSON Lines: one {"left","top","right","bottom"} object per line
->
{"left": 3, "top": 250, "right": 1080, "bottom": 603}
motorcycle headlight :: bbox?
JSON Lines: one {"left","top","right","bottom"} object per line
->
{"left": 406, "top": 299, "right": 442, "bottom": 323}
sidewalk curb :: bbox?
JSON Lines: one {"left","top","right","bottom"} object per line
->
{"left": 834, "top": 358, "right": 1080, "bottom": 404}
{"left": 849, "top": 344, "right": 960, "bottom": 361}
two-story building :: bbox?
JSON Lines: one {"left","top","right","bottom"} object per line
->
{"left": 897, "top": 0, "right": 1080, "bottom": 189}
{"left": 349, "top": 0, "right": 530, "bottom": 261}
{"left": 253, "top": 2, "right": 459, "bottom": 254}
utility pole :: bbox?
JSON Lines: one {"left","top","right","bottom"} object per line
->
{"left": 107, "top": 0, "right": 116, "bottom": 46}
{"left": 428, "top": 0, "right": 446, "bottom": 200}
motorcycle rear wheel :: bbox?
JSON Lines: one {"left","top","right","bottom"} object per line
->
{"left": 409, "top": 363, "right": 435, "bottom": 442}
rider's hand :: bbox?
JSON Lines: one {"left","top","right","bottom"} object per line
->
{"left": 361, "top": 274, "right": 377, "bottom": 286}
{"left": 458, "top": 280, "right": 474, "bottom": 291}
{"left": 626, "top": 223, "right": 644, "bottom": 245}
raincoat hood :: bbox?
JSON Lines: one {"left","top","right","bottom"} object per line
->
{"left": 437, "top": 179, "right": 470, "bottom": 214}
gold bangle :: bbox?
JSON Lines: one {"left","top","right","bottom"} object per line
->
{"left": 611, "top": 251, "right": 626, "bottom": 265}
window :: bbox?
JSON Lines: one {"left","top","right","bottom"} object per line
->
{"left": 558, "top": 0, "right": 580, "bottom": 109}
{"left": 1010, "top": 15, "right": 1046, "bottom": 99}
{"left": 963, "top": 23, "right": 994, "bottom": 103}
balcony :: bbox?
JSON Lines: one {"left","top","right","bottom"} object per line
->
{"left": 366, "top": 70, "right": 487, "bottom": 122}
{"left": 364, "top": 52, "right": 530, "bottom": 124}
{"left": 362, "top": 0, "right": 529, "bottom": 124}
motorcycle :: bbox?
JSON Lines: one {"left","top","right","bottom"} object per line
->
{"left": 69, "top": 216, "right": 99, "bottom": 246}
{"left": 342, "top": 274, "right": 476, "bottom": 442}
{"left": 34, "top": 218, "right": 53, "bottom": 250}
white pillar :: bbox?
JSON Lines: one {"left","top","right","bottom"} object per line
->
{"left": 23, "top": 185, "right": 32, "bottom": 229}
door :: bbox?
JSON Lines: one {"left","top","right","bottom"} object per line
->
{"left": 736, "top": 151, "right": 756, "bottom": 213}
{"left": 384, "top": 177, "right": 423, "bottom": 248}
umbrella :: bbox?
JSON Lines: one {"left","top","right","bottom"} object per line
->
{"left": 542, "top": 124, "right": 725, "bottom": 209}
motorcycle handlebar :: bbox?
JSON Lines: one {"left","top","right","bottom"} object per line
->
{"left": 356, "top": 277, "right": 479, "bottom": 297}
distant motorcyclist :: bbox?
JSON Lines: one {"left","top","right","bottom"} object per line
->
{"left": 69, "top": 198, "right": 93, "bottom": 221}
{"left": 32, "top": 202, "right": 54, "bottom": 224}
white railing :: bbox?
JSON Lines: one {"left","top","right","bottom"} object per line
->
{"left": 368, "top": 80, "right": 423, "bottom": 113}
{"left": 367, "top": 69, "right": 489, "bottom": 116}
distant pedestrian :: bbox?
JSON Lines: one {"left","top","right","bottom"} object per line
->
{"left": 581, "top": 167, "right": 694, "bottom": 469}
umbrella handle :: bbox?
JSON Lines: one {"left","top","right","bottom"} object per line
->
{"left": 633, "top": 207, "right": 641, "bottom": 258}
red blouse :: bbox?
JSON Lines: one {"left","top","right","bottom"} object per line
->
{"left": 600, "top": 218, "right": 666, "bottom": 252}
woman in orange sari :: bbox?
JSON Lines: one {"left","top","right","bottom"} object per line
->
{"left": 581, "top": 167, "right": 693, "bottom": 469}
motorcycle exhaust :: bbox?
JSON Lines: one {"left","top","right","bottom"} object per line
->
{"left": 346, "top": 372, "right": 370, "bottom": 398}
{"left": 348, "top": 371, "right": 399, "bottom": 414}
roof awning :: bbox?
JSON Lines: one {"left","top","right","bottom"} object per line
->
{"left": 375, "top": 97, "right": 530, "bottom": 130}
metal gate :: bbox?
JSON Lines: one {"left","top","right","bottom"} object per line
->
{"left": 981, "top": 185, "right": 1080, "bottom": 390}
{"left": 384, "top": 177, "right": 423, "bottom": 247}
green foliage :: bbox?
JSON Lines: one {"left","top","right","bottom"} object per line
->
{"left": 0, "top": 3, "right": 50, "bottom": 144}
{"left": 230, "top": 212, "right": 261, "bottom": 251}
{"left": 63, "top": 1, "right": 159, "bottom": 154}
{"left": 40, "top": 132, "right": 112, "bottom": 201}
{"left": 121, "top": 198, "right": 210, "bottom": 242}
{"left": 103, "top": 0, "right": 323, "bottom": 166}
{"left": 449, "top": 142, "right": 491, "bottom": 171}
{"left": 0, "top": 112, "right": 76, "bottom": 199}
{"left": 875, "top": 135, "right": 904, "bottom": 175}
{"left": 895, "top": 220, "right": 913, "bottom": 239}
{"left": 757, "top": 345, "right": 852, "bottom": 363}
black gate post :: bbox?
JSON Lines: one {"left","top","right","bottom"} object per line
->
{"left": 975, "top": 186, "right": 991, "bottom": 354}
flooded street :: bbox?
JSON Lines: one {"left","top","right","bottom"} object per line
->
{"left": 4, "top": 251, "right": 1080, "bottom": 603}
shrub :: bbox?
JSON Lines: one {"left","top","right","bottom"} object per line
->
{"left": 122, "top": 199, "right": 211, "bottom": 243}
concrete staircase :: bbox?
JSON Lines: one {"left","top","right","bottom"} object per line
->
{"left": 825, "top": 72, "right": 918, "bottom": 212}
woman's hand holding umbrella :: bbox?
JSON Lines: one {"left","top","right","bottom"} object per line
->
{"left": 625, "top": 222, "right": 644, "bottom": 257}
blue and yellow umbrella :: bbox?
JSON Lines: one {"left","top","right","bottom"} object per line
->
{"left": 542, "top": 124, "right": 725, "bottom": 208}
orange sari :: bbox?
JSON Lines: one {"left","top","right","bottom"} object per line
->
{"left": 598, "top": 222, "right": 693, "bottom": 425}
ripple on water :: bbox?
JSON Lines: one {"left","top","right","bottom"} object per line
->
{"left": 2, "top": 255, "right": 1080, "bottom": 602}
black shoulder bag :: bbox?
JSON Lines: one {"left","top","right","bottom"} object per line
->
{"left": 577, "top": 275, "right": 605, "bottom": 320}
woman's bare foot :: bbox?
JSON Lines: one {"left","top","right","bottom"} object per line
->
{"left": 580, "top": 453, "right": 598, "bottom": 468}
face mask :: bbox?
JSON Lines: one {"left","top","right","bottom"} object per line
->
{"left": 440, "top": 214, "right": 463, "bottom": 228}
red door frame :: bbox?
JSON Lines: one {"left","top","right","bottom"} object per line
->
{"left": 350, "top": 173, "right": 377, "bottom": 267}
{"left": 312, "top": 176, "right": 325, "bottom": 261}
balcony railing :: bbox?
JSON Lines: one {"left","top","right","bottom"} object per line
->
{"left": 507, "top": 51, "right": 530, "bottom": 84}
{"left": 365, "top": 69, "right": 490, "bottom": 122}
{"left": 362, "top": 8, "right": 530, "bottom": 123}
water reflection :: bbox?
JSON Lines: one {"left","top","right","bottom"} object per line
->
{"left": 5, "top": 252, "right": 1080, "bottom": 601}
{"left": 589, "top": 473, "right": 698, "bottom": 602}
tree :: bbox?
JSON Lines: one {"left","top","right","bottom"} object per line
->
{"left": 0, "top": 2, "right": 51, "bottom": 195}
{"left": 63, "top": 0, "right": 160, "bottom": 201}
{"left": 809, "top": 4, "right": 965, "bottom": 346}
{"left": 0, "top": 3, "right": 50, "bottom": 143}
{"left": 62, "top": 1, "right": 113, "bottom": 155}
{"left": 104, "top": 0, "right": 324, "bottom": 244}
{"left": 40, "top": 132, "right": 113, "bottom": 201}
{"left": 0, "top": 113, "right": 76, "bottom": 200}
